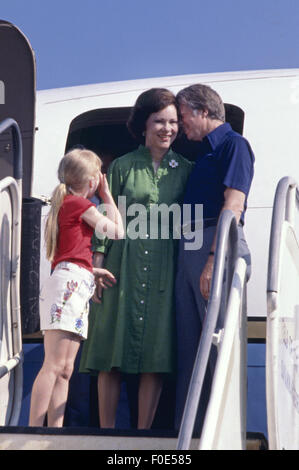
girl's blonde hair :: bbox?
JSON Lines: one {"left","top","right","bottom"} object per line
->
{"left": 45, "top": 148, "right": 102, "bottom": 261}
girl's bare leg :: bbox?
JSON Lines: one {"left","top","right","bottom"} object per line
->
{"left": 137, "top": 373, "right": 163, "bottom": 429}
{"left": 29, "top": 330, "right": 80, "bottom": 427}
{"left": 47, "top": 332, "right": 81, "bottom": 427}
{"left": 98, "top": 369, "right": 121, "bottom": 428}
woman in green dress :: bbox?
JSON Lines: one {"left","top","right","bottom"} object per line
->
{"left": 80, "top": 88, "right": 192, "bottom": 429}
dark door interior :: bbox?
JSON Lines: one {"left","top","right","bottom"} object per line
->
{"left": 0, "top": 20, "right": 36, "bottom": 197}
{"left": 65, "top": 103, "right": 245, "bottom": 170}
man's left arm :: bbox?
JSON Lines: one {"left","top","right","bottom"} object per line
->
{"left": 199, "top": 132, "right": 254, "bottom": 301}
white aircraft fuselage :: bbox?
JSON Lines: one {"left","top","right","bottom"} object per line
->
{"left": 33, "top": 68, "right": 299, "bottom": 319}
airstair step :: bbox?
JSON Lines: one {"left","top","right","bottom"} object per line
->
{"left": 0, "top": 427, "right": 267, "bottom": 450}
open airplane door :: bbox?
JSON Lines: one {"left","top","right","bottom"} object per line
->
{"left": 0, "top": 20, "right": 35, "bottom": 197}
{"left": 0, "top": 20, "right": 36, "bottom": 424}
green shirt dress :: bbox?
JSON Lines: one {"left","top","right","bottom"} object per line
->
{"left": 79, "top": 145, "right": 192, "bottom": 375}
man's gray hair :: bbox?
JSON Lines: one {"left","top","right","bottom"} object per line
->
{"left": 176, "top": 84, "right": 225, "bottom": 122}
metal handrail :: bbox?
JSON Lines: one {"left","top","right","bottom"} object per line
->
{"left": 199, "top": 256, "right": 247, "bottom": 449}
{"left": 177, "top": 209, "right": 239, "bottom": 450}
{"left": 267, "top": 177, "right": 299, "bottom": 297}
{"left": 267, "top": 177, "right": 299, "bottom": 296}
{"left": 266, "top": 176, "right": 299, "bottom": 449}
{"left": 0, "top": 118, "right": 23, "bottom": 425}
{"left": 0, "top": 118, "right": 23, "bottom": 182}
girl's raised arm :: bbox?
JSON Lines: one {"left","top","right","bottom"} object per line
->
{"left": 81, "top": 174, "right": 124, "bottom": 240}
{"left": 81, "top": 206, "right": 124, "bottom": 240}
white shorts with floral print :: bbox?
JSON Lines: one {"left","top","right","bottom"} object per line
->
{"left": 39, "top": 262, "right": 95, "bottom": 339}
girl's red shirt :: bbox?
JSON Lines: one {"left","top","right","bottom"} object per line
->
{"left": 52, "top": 195, "right": 95, "bottom": 272}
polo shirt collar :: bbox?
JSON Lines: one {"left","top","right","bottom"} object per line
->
{"left": 204, "top": 122, "right": 232, "bottom": 151}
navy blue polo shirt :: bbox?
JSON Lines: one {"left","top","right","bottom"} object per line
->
{"left": 183, "top": 122, "right": 255, "bottom": 224}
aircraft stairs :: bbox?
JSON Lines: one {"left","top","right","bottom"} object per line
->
{"left": 266, "top": 177, "right": 299, "bottom": 449}
{"left": 0, "top": 116, "right": 266, "bottom": 450}
{"left": 0, "top": 118, "right": 23, "bottom": 429}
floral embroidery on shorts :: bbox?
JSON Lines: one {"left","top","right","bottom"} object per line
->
{"left": 73, "top": 281, "right": 94, "bottom": 336}
{"left": 75, "top": 317, "right": 84, "bottom": 336}
{"left": 50, "top": 280, "right": 79, "bottom": 324}
{"left": 50, "top": 304, "right": 63, "bottom": 324}
{"left": 74, "top": 302, "right": 88, "bottom": 336}
{"left": 64, "top": 280, "right": 78, "bottom": 302}
{"left": 75, "top": 318, "right": 84, "bottom": 330}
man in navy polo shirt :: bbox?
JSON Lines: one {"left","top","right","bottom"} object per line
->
{"left": 175, "top": 84, "right": 255, "bottom": 434}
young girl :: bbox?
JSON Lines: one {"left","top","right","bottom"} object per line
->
{"left": 29, "top": 148, "right": 124, "bottom": 427}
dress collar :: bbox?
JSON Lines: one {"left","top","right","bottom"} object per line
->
{"left": 137, "top": 145, "right": 175, "bottom": 164}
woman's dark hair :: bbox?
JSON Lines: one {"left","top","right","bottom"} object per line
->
{"left": 127, "top": 88, "right": 177, "bottom": 143}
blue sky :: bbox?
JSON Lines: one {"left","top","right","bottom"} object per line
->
{"left": 1, "top": 0, "right": 299, "bottom": 90}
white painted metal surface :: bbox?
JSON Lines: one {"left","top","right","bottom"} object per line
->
{"left": 177, "top": 211, "right": 247, "bottom": 450}
{"left": 199, "top": 257, "right": 247, "bottom": 450}
{"left": 266, "top": 177, "right": 299, "bottom": 449}
{"left": 0, "top": 176, "right": 23, "bottom": 425}
{"left": 267, "top": 221, "right": 299, "bottom": 449}
{"left": 0, "top": 182, "right": 14, "bottom": 424}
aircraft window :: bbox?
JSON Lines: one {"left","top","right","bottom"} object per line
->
{"left": 66, "top": 103, "right": 245, "bottom": 168}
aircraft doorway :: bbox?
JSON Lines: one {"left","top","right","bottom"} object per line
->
{"left": 65, "top": 107, "right": 137, "bottom": 172}
{"left": 65, "top": 103, "right": 245, "bottom": 168}
{"left": 62, "top": 101, "right": 246, "bottom": 431}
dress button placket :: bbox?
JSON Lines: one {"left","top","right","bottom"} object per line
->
{"left": 138, "top": 239, "right": 150, "bottom": 328}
